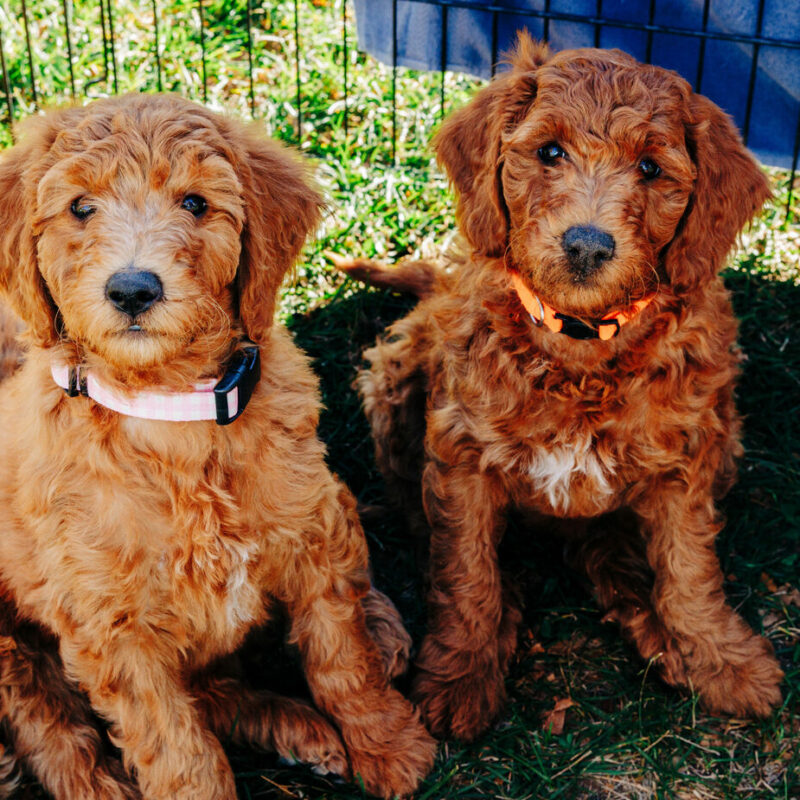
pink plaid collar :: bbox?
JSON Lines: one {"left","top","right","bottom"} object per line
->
{"left": 50, "top": 347, "right": 260, "bottom": 425}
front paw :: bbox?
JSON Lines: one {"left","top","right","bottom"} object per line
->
{"left": 272, "top": 701, "right": 349, "bottom": 779}
{"left": 361, "top": 587, "right": 413, "bottom": 680}
{"left": 344, "top": 691, "right": 436, "bottom": 799}
{"left": 137, "top": 731, "right": 237, "bottom": 800}
{"left": 691, "top": 634, "right": 783, "bottom": 718}
{"left": 410, "top": 633, "right": 506, "bottom": 741}
{"left": 53, "top": 757, "right": 141, "bottom": 800}
{"left": 411, "top": 668, "right": 506, "bottom": 742}
{"left": 92, "top": 758, "right": 142, "bottom": 800}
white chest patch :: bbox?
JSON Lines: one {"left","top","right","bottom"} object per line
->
{"left": 528, "top": 434, "right": 614, "bottom": 513}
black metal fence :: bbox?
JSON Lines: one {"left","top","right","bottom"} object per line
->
{"left": 1, "top": 0, "right": 799, "bottom": 213}
{"left": 0, "top": 0, "right": 311, "bottom": 133}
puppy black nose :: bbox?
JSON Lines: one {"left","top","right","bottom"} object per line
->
{"left": 105, "top": 270, "right": 163, "bottom": 318}
{"left": 561, "top": 226, "right": 615, "bottom": 276}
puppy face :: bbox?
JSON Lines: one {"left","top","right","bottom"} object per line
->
{"left": 502, "top": 52, "right": 696, "bottom": 317}
{"left": 33, "top": 104, "right": 245, "bottom": 370}
{"left": 434, "top": 35, "right": 770, "bottom": 319}
{"left": 0, "top": 94, "right": 322, "bottom": 377}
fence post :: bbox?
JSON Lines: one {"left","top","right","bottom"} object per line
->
{"left": 0, "top": 22, "right": 13, "bottom": 137}
{"left": 60, "top": 0, "right": 76, "bottom": 97}
{"left": 152, "top": 0, "right": 163, "bottom": 92}
{"left": 294, "top": 0, "right": 302, "bottom": 140}
{"left": 20, "top": 0, "right": 37, "bottom": 106}
{"left": 245, "top": 0, "right": 255, "bottom": 116}
{"left": 197, "top": 0, "right": 207, "bottom": 103}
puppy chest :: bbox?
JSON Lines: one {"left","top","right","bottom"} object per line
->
{"left": 522, "top": 434, "right": 619, "bottom": 516}
{"left": 161, "top": 534, "right": 266, "bottom": 641}
{"left": 16, "top": 466, "right": 267, "bottom": 650}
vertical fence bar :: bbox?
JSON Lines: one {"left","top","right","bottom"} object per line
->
{"left": 61, "top": 0, "right": 76, "bottom": 98}
{"left": 342, "top": 0, "right": 348, "bottom": 141}
{"left": 543, "top": 0, "right": 551, "bottom": 43}
{"left": 152, "top": 0, "right": 163, "bottom": 92}
{"left": 490, "top": 10, "right": 498, "bottom": 76}
{"left": 439, "top": 4, "right": 448, "bottom": 120}
{"left": 84, "top": 0, "right": 110, "bottom": 91}
{"left": 645, "top": 0, "right": 656, "bottom": 63}
{"left": 21, "top": 0, "right": 38, "bottom": 106}
{"left": 245, "top": 0, "right": 255, "bottom": 116}
{"left": 694, "top": 0, "right": 711, "bottom": 91}
{"left": 106, "top": 0, "right": 118, "bottom": 93}
{"left": 98, "top": 0, "right": 109, "bottom": 89}
{"left": 594, "top": 0, "right": 603, "bottom": 47}
{"left": 787, "top": 111, "right": 800, "bottom": 222}
{"left": 293, "top": 0, "right": 302, "bottom": 140}
{"left": 197, "top": 0, "right": 207, "bottom": 103}
{"left": 391, "top": 0, "right": 397, "bottom": 165}
{"left": 0, "top": 23, "right": 13, "bottom": 135}
{"left": 741, "top": 0, "right": 766, "bottom": 145}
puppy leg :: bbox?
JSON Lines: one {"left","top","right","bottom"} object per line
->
{"left": 634, "top": 487, "right": 783, "bottom": 717}
{"left": 192, "top": 675, "right": 348, "bottom": 778}
{"left": 497, "top": 577, "right": 523, "bottom": 675}
{"left": 288, "top": 484, "right": 435, "bottom": 800}
{"left": 60, "top": 631, "right": 235, "bottom": 800}
{"left": 361, "top": 587, "right": 412, "bottom": 680}
{"left": 0, "top": 619, "right": 139, "bottom": 800}
{"left": 566, "top": 511, "right": 688, "bottom": 685}
{"left": 412, "top": 463, "right": 509, "bottom": 741}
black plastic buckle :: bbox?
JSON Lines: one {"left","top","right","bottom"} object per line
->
{"left": 66, "top": 367, "right": 88, "bottom": 397}
{"left": 554, "top": 313, "right": 600, "bottom": 340}
{"left": 213, "top": 346, "right": 261, "bottom": 425}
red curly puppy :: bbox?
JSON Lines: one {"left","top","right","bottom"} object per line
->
{"left": 344, "top": 34, "right": 783, "bottom": 741}
{"left": 0, "top": 94, "right": 434, "bottom": 799}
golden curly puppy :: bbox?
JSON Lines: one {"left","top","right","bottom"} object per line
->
{"left": 0, "top": 94, "right": 434, "bottom": 799}
{"left": 342, "top": 34, "right": 783, "bottom": 741}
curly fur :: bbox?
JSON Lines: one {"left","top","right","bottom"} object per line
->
{"left": 0, "top": 305, "right": 22, "bottom": 383}
{"left": 0, "top": 93, "right": 434, "bottom": 799}
{"left": 346, "top": 35, "right": 783, "bottom": 741}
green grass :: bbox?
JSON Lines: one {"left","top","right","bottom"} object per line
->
{"left": 1, "top": 1, "right": 799, "bottom": 798}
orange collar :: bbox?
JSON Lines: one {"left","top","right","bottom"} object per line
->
{"left": 509, "top": 269, "right": 655, "bottom": 341}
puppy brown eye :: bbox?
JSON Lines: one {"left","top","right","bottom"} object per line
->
{"left": 639, "top": 159, "right": 662, "bottom": 180}
{"left": 70, "top": 198, "right": 95, "bottom": 220}
{"left": 538, "top": 142, "right": 566, "bottom": 165}
{"left": 181, "top": 194, "right": 207, "bottom": 217}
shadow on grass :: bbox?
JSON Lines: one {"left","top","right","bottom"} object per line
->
{"left": 275, "top": 269, "right": 800, "bottom": 799}
{"left": 20, "top": 275, "right": 795, "bottom": 799}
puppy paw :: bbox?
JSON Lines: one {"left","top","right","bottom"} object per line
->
{"left": 361, "top": 587, "right": 413, "bottom": 680}
{"left": 94, "top": 777, "right": 142, "bottom": 800}
{"left": 93, "top": 759, "right": 142, "bottom": 800}
{"left": 693, "top": 635, "right": 783, "bottom": 718}
{"left": 272, "top": 703, "right": 349, "bottom": 779}
{"left": 411, "top": 668, "right": 505, "bottom": 741}
{"left": 345, "top": 691, "right": 436, "bottom": 798}
{"left": 54, "top": 762, "right": 140, "bottom": 800}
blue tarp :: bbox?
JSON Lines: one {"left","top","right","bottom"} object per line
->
{"left": 353, "top": 0, "right": 800, "bottom": 169}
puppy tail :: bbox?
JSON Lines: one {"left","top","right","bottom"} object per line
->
{"left": 327, "top": 252, "right": 440, "bottom": 300}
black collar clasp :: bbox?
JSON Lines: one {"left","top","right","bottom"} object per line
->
{"left": 214, "top": 345, "right": 261, "bottom": 425}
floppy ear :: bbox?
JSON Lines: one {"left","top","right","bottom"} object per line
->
{"left": 433, "top": 32, "right": 548, "bottom": 257}
{"left": 0, "top": 114, "right": 64, "bottom": 347}
{"left": 663, "top": 93, "right": 770, "bottom": 295}
{"left": 231, "top": 126, "right": 323, "bottom": 345}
